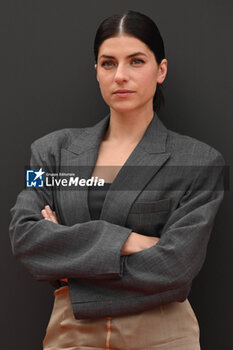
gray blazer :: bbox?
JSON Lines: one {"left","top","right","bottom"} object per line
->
{"left": 9, "top": 112, "right": 225, "bottom": 319}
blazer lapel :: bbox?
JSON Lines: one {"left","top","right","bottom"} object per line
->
{"left": 59, "top": 116, "right": 110, "bottom": 225}
{"left": 61, "top": 112, "right": 170, "bottom": 227}
{"left": 99, "top": 113, "right": 171, "bottom": 226}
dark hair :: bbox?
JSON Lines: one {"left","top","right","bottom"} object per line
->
{"left": 94, "top": 10, "right": 166, "bottom": 113}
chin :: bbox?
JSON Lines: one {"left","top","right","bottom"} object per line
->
{"left": 110, "top": 101, "right": 141, "bottom": 114}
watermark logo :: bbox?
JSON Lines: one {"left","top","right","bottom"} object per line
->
{"left": 24, "top": 165, "right": 228, "bottom": 191}
{"left": 26, "top": 168, "right": 45, "bottom": 187}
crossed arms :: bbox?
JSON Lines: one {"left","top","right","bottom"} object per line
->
{"left": 9, "top": 140, "right": 225, "bottom": 315}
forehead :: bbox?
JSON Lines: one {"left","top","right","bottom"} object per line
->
{"left": 98, "top": 35, "right": 153, "bottom": 58}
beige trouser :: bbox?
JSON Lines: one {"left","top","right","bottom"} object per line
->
{"left": 43, "top": 286, "right": 201, "bottom": 350}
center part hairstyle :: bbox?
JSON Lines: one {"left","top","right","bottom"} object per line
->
{"left": 94, "top": 10, "right": 166, "bottom": 113}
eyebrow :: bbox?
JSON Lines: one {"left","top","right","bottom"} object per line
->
{"left": 99, "top": 52, "right": 147, "bottom": 60}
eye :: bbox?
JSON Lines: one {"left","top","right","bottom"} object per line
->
{"left": 131, "top": 58, "right": 145, "bottom": 65}
{"left": 101, "top": 60, "right": 115, "bottom": 68}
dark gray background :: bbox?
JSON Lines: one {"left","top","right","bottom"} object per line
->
{"left": 1, "top": 0, "right": 232, "bottom": 349}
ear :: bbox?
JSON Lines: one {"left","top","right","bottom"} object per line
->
{"left": 157, "top": 59, "right": 168, "bottom": 84}
{"left": 94, "top": 64, "right": 99, "bottom": 82}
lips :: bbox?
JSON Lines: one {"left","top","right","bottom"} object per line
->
{"left": 113, "top": 89, "right": 135, "bottom": 97}
{"left": 113, "top": 89, "right": 134, "bottom": 94}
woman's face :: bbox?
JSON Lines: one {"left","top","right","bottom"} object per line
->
{"left": 95, "top": 35, "right": 167, "bottom": 114}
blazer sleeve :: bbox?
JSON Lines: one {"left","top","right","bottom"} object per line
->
{"left": 116, "top": 150, "right": 225, "bottom": 294}
{"left": 9, "top": 141, "right": 132, "bottom": 282}
{"left": 70, "top": 150, "right": 225, "bottom": 304}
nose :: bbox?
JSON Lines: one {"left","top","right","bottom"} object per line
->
{"left": 114, "top": 63, "right": 129, "bottom": 84}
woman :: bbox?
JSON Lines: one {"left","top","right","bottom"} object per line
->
{"left": 9, "top": 10, "right": 225, "bottom": 350}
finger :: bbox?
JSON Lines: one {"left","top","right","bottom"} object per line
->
{"left": 44, "top": 205, "right": 59, "bottom": 224}
{"left": 42, "top": 206, "right": 54, "bottom": 222}
{"left": 52, "top": 212, "right": 59, "bottom": 224}
{"left": 50, "top": 217, "right": 57, "bottom": 224}
{"left": 42, "top": 209, "right": 57, "bottom": 223}
{"left": 50, "top": 213, "right": 58, "bottom": 224}
{"left": 41, "top": 209, "right": 49, "bottom": 219}
{"left": 48, "top": 208, "right": 58, "bottom": 223}
{"left": 46, "top": 206, "right": 58, "bottom": 224}
{"left": 45, "top": 205, "right": 55, "bottom": 221}
{"left": 45, "top": 205, "right": 53, "bottom": 215}
{"left": 45, "top": 205, "right": 52, "bottom": 212}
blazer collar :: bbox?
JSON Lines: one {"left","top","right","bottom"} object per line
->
{"left": 67, "top": 111, "right": 167, "bottom": 156}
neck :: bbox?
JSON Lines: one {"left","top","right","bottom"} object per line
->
{"left": 104, "top": 104, "right": 155, "bottom": 144}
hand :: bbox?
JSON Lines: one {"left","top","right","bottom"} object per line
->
{"left": 41, "top": 205, "right": 58, "bottom": 224}
{"left": 121, "top": 232, "right": 160, "bottom": 255}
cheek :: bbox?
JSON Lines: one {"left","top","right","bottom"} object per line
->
{"left": 98, "top": 81, "right": 112, "bottom": 101}
{"left": 97, "top": 73, "right": 113, "bottom": 102}
{"left": 98, "top": 72, "right": 112, "bottom": 88}
{"left": 137, "top": 69, "right": 157, "bottom": 95}
{"left": 98, "top": 81, "right": 110, "bottom": 99}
